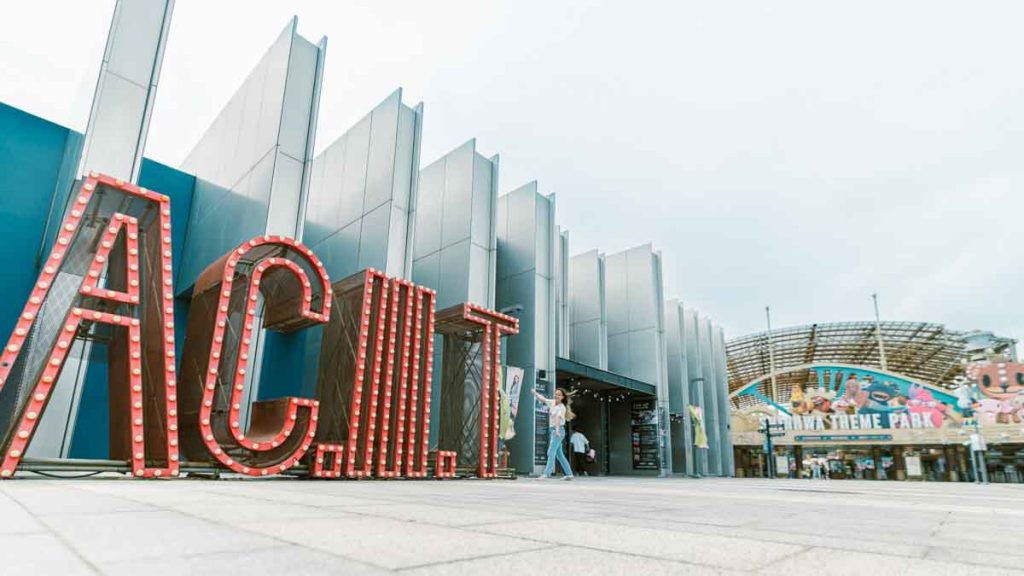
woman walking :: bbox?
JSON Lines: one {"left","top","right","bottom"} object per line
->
{"left": 533, "top": 387, "right": 575, "bottom": 480}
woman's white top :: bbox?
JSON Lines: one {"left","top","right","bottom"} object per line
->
{"left": 540, "top": 397, "right": 565, "bottom": 428}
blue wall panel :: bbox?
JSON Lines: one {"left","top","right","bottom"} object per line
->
{"left": 0, "top": 103, "right": 81, "bottom": 337}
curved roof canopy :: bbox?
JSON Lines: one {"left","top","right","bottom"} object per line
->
{"left": 726, "top": 321, "right": 969, "bottom": 409}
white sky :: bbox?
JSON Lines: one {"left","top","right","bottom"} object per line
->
{"left": 2, "top": 0, "right": 1022, "bottom": 342}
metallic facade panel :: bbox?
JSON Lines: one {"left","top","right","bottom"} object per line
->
{"left": 179, "top": 19, "right": 323, "bottom": 289}
{"left": 683, "top": 308, "right": 707, "bottom": 476}
{"left": 266, "top": 154, "right": 305, "bottom": 236}
{"left": 364, "top": 92, "right": 401, "bottom": 211}
{"left": 357, "top": 201, "right": 392, "bottom": 272}
{"left": 438, "top": 240, "right": 471, "bottom": 308}
{"left": 534, "top": 194, "right": 552, "bottom": 282}
{"left": 604, "top": 244, "right": 665, "bottom": 386}
{"left": 628, "top": 330, "right": 660, "bottom": 385}
{"left": 627, "top": 246, "right": 657, "bottom": 331}
{"left": 468, "top": 243, "right": 491, "bottom": 307}
{"left": 412, "top": 140, "right": 497, "bottom": 309}
{"left": 607, "top": 332, "right": 630, "bottom": 374}
{"left": 77, "top": 0, "right": 173, "bottom": 182}
{"left": 80, "top": 73, "right": 149, "bottom": 179}
{"left": 571, "top": 319, "right": 602, "bottom": 367}
{"left": 392, "top": 106, "right": 418, "bottom": 212}
{"left": 568, "top": 249, "right": 607, "bottom": 370}
{"left": 664, "top": 300, "right": 693, "bottom": 475}
{"left": 571, "top": 250, "right": 602, "bottom": 322}
{"left": 339, "top": 115, "right": 371, "bottom": 228}
{"left": 302, "top": 89, "right": 422, "bottom": 281}
{"left": 440, "top": 141, "right": 474, "bottom": 248}
{"left": 554, "top": 228, "right": 570, "bottom": 358}
{"left": 496, "top": 184, "right": 555, "bottom": 474}
{"left": 302, "top": 152, "right": 329, "bottom": 246}
{"left": 413, "top": 160, "right": 444, "bottom": 259}
{"left": 278, "top": 38, "right": 319, "bottom": 161}
{"left": 316, "top": 219, "right": 362, "bottom": 281}
{"left": 411, "top": 251, "right": 440, "bottom": 302}
{"left": 505, "top": 182, "right": 537, "bottom": 278}
{"left": 471, "top": 155, "right": 495, "bottom": 248}
{"left": 698, "top": 316, "right": 722, "bottom": 476}
{"left": 105, "top": 0, "right": 170, "bottom": 86}
{"left": 386, "top": 207, "right": 409, "bottom": 278}
{"left": 604, "top": 251, "right": 629, "bottom": 337}
{"left": 713, "top": 325, "right": 734, "bottom": 476}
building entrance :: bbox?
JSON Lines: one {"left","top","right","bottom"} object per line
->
{"left": 556, "top": 357, "right": 659, "bottom": 476}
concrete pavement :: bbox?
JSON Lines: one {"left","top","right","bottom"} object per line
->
{"left": 1, "top": 475, "right": 1022, "bottom": 575}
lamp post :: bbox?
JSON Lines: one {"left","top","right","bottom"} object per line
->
{"left": 759, "top": 419, "right": 786, "bottom": 479}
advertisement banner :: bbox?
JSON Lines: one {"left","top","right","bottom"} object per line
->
{"left": 689, "top": 405, "right": 709, "bottom": 449}
{"left": 631, "top": 399, "right": 659, "bottom": 470}
{"left": 505, "top": 366, "right": 525, "bottom": 418}
{"left": 905, "top": 455, "right": 923, "bottom": 477}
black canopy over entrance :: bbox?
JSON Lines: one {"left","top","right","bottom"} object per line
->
{"left": 554, "top": 357, "right": 658, "bottom": 476}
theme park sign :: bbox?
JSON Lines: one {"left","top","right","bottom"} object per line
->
{"left": 761, "top": 411, "right": 941, "bottom": 432}
{"left": 0, "top": 174, "right": 518, "bottom": 480}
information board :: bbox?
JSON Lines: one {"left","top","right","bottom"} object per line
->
{"left": 631, "top": 399, "right": 659, "bottom": 470}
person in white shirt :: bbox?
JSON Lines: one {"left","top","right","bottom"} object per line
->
{"left": 532, "top": 387, "right": 575, "bottom": 480}
{"left": 569, "top": 429, "right": 590, "bottom": 476}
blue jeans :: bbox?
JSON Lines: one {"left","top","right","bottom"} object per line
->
{"left": 543, "top": 426, "right": 573, "bottom": 477}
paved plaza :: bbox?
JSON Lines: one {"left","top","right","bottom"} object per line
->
{"left": 1, "top": 475, "right": 1022, "bottom": 575}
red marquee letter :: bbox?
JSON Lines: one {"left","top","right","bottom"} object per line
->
{"left": 436, "top": 304, "right": 518, "bottom": 478}
{"left": 178, "top": 236, "right": 330, "bottom": 476}
{"left": 314, "top": 269, "right": 436, "bottom": 478}
{"left": 0, "top": 174, "right": 179, "bottom": 479}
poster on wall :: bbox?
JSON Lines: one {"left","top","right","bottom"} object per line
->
{"left": 631, "top": 399, "right": 659, "bottom": 470}
{"left": 905, "top": 455, "right": 922, "bottom": 477}
{"left": 775, "top": 455, "right": 790, "bottom": 477}
{"left": 689, "top": 405, "right": 709, "bottom": 448}
{"left": 505, "top": 366, "right": 525, "bottom": 418}
{"left": 534, "top": 381, "right": 550, "bottom": 466}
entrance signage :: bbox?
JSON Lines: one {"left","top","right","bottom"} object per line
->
{"left": 0, "top": 174, "right": 517, "bottom": 480}
{"left": 793, "top": 434, "right": 893, "bottom": 442}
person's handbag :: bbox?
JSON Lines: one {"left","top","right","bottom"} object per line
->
{"left": 585, "top": 448, "right": 596, "bottom": 463}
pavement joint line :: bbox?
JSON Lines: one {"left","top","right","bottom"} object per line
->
{"left": 99, "top": 486, "right": 564, "bottom": 573}
{"left": 66, "top": 484, "right": 398, "bottom": 572}
{"left": 2, "top": 488, "right": 105, "bottom": 575}
{"left": 96, "top": 542, "right": 300, "bottom": 567}
{"left": 753, "top": 546, "right": 816, "bottom": 574}
{"left": 927, "top": 510, "right": 952, "bottom": 539}
{"left": 392, "top": 543, "right": 560, "bottom": 572}
{"left": 463, "top": 523, "right": 769, "bottom": 573}
{"left": 485, "top": 511, "right": 940, "bottom": 565}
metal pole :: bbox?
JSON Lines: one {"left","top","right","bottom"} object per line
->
{"left": 765, "top": 306, "right": 778, "bottom": 403}
{"left": 973, "top": 420, "right": 990, "bottom": 485}
{"left": 872, "top": 293, "right": 888, "bottom": 370}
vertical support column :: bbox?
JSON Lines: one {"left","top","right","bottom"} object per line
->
{"left": 32, "top": 0, "right": 176, "bottom": 459}
{"left": 713, "top": 325, "right": 733, "bottom": 477}
{"left": 77, "top": 0, "right": 175, "bottom": 182}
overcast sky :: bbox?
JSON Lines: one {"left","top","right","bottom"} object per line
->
{"left": 2, "top": 1, "right": 1021, "bottom": 342}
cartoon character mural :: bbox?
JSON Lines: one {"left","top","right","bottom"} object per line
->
{"left": 856, "top": 380, "right": 901, "bottom": 427}
{"left": 905, "top": 384, "right": 949, "bottom": 428}
{"left": 832, "top": 375, "right": 865, "bottom": 415}
{"left": 789, "top": 385, "right": 813, "bottom": 415}
{"left": 789, "top": 385, "right": 834, "bottom": 416}
{"left": 736, "top": 365, "right": 965, "bottom": 430}
{"left": 967, "top": 360, "right": 1024, "bottom": 424}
